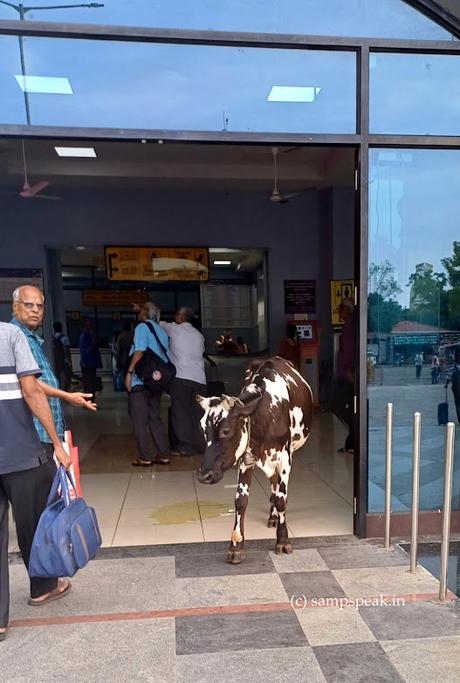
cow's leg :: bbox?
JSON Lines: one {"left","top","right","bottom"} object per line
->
{"left": 267, "top": 472, "right": 279, "bottom": 528}
{"left": 227, "top": 463, "right": 253, "bottom": 564}
{"left": 274, "top": 452, "right": 292, "bottom": 555}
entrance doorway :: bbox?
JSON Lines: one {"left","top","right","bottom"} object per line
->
{"left": 0, "top": 138, "right": 357, "bottom": 547}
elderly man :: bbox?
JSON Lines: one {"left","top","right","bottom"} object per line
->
{"left": 0, "top": 322, "right": 72, "bottom": 642}
{"left": 160, "top": 307, "right": 207, "bottom": 456}
{"left": 125, "top": 302, "right": 171, "bottom": 466}
{"left": 11, "top": 287, "right": 96, "bottom": 457}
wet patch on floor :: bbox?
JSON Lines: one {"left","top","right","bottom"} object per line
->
{"left": 150, "top": 500, "right": 234, "bottom": 525}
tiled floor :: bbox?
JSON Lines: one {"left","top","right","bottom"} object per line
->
{"left": 4, "top": 536, "right": 459, "bottom": 682}
{"left": 9, "top": 387, "right": 353, "bottom": 552}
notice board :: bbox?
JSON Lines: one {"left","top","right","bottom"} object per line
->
{"left": 284, "top": 280, "right": 316, "bottom": 314}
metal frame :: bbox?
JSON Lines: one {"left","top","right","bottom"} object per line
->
{"left": 1, "top": 3, "right": 460, "bottom": 539}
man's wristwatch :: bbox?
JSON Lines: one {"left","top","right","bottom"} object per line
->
{"left": 127, "top": 370, "right": 134, "bottom": 375}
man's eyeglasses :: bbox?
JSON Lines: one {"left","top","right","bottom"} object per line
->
{"left": 18, "top": 300, "right": 44, "bottom": 311}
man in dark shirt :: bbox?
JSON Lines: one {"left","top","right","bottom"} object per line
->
{"left": 334, "top": 299, "right": 356, "bottom": 454}
{"left": 0, "top": 322, "right": 71, "bottom": 642}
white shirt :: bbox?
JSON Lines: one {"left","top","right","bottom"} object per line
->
{"left": 160, "top": 321, "right": 206, "bottom": 385}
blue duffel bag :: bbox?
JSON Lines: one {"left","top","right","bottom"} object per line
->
{"left": 29, "top": 465, "right": 101, "bottom": 578}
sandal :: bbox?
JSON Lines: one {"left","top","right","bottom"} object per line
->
{"left": 0, "top": 628, "right": 6, "bottom": 642}
{"left": 337, "top": 447, "right": 354, "bottom": 454}
{"left": 131, "top": 459, "right": 154, "bottom": 467}
{"left": 28, "top": 578, "right": 71, "bottom": 606}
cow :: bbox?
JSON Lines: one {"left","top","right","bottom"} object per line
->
{"left": 196, "top": 356, "right": 313, "bottom": 564}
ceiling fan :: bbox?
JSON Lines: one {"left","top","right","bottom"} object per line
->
{"left": 1, "top": 140, "right": 62, "bottom": 201}
{"left": 267, "top": 146, "right": 307, "bottom": 204}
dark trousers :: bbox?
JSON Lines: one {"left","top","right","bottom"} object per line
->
{"left": 416, "top": 365, "right": 422, "bottom": 379}
{"left": 82, "top": 367, "right": 97, "bottom": 400}
{"left": 333, "top": 378, "right": 355, "bottom": 451}
{"left": 0, "top": 445, "right": 57, "bottom": 627}
{"left": 170, "top": 378, "right": 207, "bottom": 455}
{"left": 128, "top": 389, "right": 169, "bottom": 460}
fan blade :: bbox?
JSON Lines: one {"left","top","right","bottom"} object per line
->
{"left": 20, "top": 180, "right": 49, "bottom": 197}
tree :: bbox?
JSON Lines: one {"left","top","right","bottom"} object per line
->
{"left": 441, "top": 241, "right": 460, "bottom": 329}
{"left": 368, "top": 260, "right": 402, "bottom": 300}
{"left": 368, "top": 261, "right": 403, "bottom": 333}
{"left": 408, "top": 266, "right": 447, "bottom": 327}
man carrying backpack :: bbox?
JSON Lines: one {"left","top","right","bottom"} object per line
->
{"left": 125, "top": 302, "right": 171, "bottom": 466}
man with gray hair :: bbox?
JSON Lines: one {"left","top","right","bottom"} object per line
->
{"left": 125, "top": 302, "right": 171, "bottom": 466}
{"left": 160, "top": 307, "right": 207, "bottom": 456}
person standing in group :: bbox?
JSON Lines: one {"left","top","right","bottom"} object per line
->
{"left": 445, "top": 360, "right": 460, "bottom": 423}
{"left": 0, "top": 321, "right": 72, "bottom": 642}
{"left": 431, "top": 354, "right": 440, "bottom": 384}
{"left": 160, "top": 307, "right": 207, "bottom": 456}
{"left": 53, "top": 321, "right": 72, "bottom": 391}
{"left": 415, "top": 352, "right": 423, "bottom": 379}
{"left": 79, "top": 319, "right": 102, "bottom": 401}
{"left": 277, "top": 323, "right": 301, "bottom": 372}
{"left": 333, "top": 298, "right": 356, "bottom": 454}
{"left": 125, "top": 302, "right": 171, "bottom": 466}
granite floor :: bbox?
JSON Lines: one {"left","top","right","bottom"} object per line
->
{"left": 3, "top": 536, "right": 459, "bottom": 682}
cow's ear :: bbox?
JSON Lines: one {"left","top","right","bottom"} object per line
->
{"left": 234, "top": 394, "right": 262, "bottom": 417}
{"left": 196, "top": 395, "right": 210, "bottom": 409}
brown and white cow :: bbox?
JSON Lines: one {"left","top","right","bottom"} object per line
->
{"left": 196, "top": 356, "right": 313, "bottom": 563}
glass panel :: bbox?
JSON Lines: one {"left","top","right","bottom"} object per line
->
{"left": 370, "top": 53, "right": 460, "bottom": 136}
{"left": 0, "top": 36, "right": 356, "bottom": 133}
{"left": 0, "top": 0, "right": 453, "bottom": 40}
{"left": 368, "top": 149, "right": 460, "bottom": 513}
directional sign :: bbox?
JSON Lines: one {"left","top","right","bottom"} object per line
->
{"left": 330, "top": 279, "right": 355, "bottom": 326}
{"left": 105, "top": 246, "right": 209, "bottom": 282}
{"left": 82, "top": 289, "right": 148, "bottom": 307}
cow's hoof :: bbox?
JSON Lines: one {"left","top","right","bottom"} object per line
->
{"left": 267, "top": 516, "right": 277, "bottom": 528}
{"left": 227, "top": 549, "right": 246, "bottom": 564}
{"left": 275, "top": 542, "right": 293, "bottom": 555}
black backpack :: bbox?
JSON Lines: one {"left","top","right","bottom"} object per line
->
{"left": 134, "top": 322, "right": 176, "bottom": 393}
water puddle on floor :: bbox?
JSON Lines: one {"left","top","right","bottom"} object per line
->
{"left": 149, "top": 500, "right": 234, "bottom": 524}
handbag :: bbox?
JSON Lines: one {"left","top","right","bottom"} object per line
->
{"left": 29, "top": 466, "right": 101, "bottom": 578}
{"left": 134, "top": 321, "right": 176, "bottom": 393}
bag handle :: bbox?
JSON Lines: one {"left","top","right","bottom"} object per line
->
{"left": 46, "top": 465, "right": 77, "bottom": 507}
{"left": 143, "top": 321, "right": 169, "bottom": 361}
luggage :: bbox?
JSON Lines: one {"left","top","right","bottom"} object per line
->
{"left": 438, "top": 388, "right": 449, "bottom": 425}
{"left": 29, "top": 466, "right": 101, "bottom": 578}
{"left": 134, "top": 322, "right": 176, "bottom": 393}
{"left": 207, "top": 364, "right": 226, "bottom": 397}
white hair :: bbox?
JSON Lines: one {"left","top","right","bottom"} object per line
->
{"left": 12, "top": 285, "right": 44, "bottom": 303}
{"left": 142, "top": 301, "right": 160, "bottom": 322}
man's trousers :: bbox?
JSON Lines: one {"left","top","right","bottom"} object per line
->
{"left": 0, "top": 448, "right": 57, "bottom": 627}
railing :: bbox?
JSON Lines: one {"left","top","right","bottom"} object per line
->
{"left": 383, "top": 402, "right": 456, "bottom": 602}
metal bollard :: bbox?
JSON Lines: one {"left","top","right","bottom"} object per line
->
{"left": 384, "top": 403, "right": 393, "bottom": 549}
{"left": 439, "top": 422, "right": 455, "bottom": 601}
{"left": 410, "top": 412, "right": 421, "bottom": 573}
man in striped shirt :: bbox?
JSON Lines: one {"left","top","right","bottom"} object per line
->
{"left": 0, "top": 322, "right": 71, "bottom": 642}
{"left": 11, "top": 286, "right": 96, "bottom": 451}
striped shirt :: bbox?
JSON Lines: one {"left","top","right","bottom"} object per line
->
{"left": 0, "top": 322, "right": 45, "bottom": 474}
{"left": 11, "top": 319, "right": 65, "bottom": 443}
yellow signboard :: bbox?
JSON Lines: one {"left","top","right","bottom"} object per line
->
{"left": 105, "top": 246, "right": 209, "bottom": 282}
{"left": 330, "top": 280, "right": 355, "bottom": 326}
{"left": 82, "top": 290, "right": 148, "bottom": 307}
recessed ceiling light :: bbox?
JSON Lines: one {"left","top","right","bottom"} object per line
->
{"left": 14, "top": 75, "right": 73, "bottom": 94}
{"left": 267, "top": 86, "right": 322, "bottom": 103}
{"left": 213, "top": 260, "right": 231, "bottom": 265}
{"left": 55, "top": 147, "right": 97, "bottom": 158}
{"left": 75, "top": 246, "right": 86, "bottom": 251}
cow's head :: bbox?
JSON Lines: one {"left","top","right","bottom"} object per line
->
{"left": 195, "top": 387, "right": 262, "bottom": 484}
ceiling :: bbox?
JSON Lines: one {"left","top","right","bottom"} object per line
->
{"left": 0, "top": 139, "right": 355, "bottom": 193}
